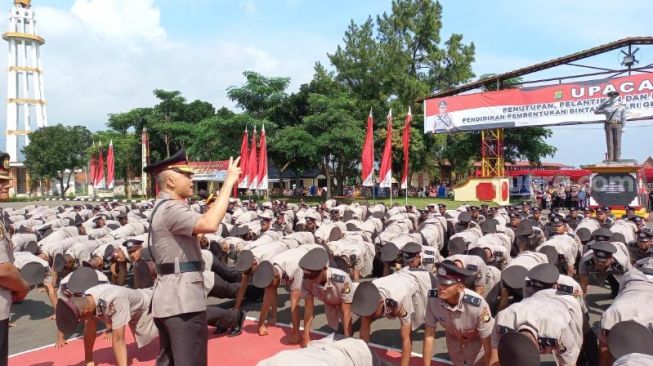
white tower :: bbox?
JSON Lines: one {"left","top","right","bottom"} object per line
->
{"left": 3, "top": 0, "right": 47, "bottom": 164}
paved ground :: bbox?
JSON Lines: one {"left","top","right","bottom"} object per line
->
{"left": 4, "top": 200, "right": 642, "bottom": 364}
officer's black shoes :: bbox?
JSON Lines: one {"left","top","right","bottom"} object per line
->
{"left": 213, "top": 326, "right": 228, "bottom": 335}
{"left": 228, "top": 310, "right": 246, "bottom": 337}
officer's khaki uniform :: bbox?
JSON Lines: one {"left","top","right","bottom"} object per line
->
{"left": 301, "top": 267, "right": 356, "bottom": 330}
{"left": 0, "top": 222, "right": 14, "bottom": 361}
{"left": 85, "top": 284, "right": 157, "bottom": 348}
{"left": 150, "top": 192, "right": 206, "bottom": 366}
{"left": 425, "top": 288, "right": 494, "bottom": 366}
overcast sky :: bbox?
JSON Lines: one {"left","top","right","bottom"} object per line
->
{"left": 1, "top": 0, "right": 652, "bottom": 166}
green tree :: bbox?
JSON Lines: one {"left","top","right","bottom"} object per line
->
{"left": 23, "top": 124, "right": 92, "bottom": 197}
{"left": 227, "top": 71, "right": 291, "bottom": 122}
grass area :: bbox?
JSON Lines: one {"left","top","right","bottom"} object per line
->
{"left": 265, "top": 195, "right": 492, "bottom": 209}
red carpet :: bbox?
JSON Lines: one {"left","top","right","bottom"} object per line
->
{"left": 10, "top": 319, "right": 450, "bottom": 365}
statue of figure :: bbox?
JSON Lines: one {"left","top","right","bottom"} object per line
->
{"left": 595, "top": 91, "right": 627, "bottom": 162}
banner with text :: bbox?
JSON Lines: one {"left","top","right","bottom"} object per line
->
{"left": 424, "top": 73, "right": 653, "bottom": 133}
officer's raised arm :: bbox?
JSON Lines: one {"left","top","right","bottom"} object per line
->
{"left": 193, "top": 156, "right": 241, "bottom": 234}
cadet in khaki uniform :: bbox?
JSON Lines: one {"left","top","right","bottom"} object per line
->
{"left": 578, "top": 241, "right": 630, "bottom": 298}
{"left": 352, "top": 265, "right": 433, "bottom": 366}
{"left": 253, "top": 244, "right": 323, "bottom": 343}
{"left": 598, "top": 267, "right": 653, "bottom": 366}
{"left": 144, "top": 149, "right": 241, "bottom": 366}
{"left": 299, "top": 248, "right": 356, "bottom": 346}
{"left": 490, "top": 285, "right": 584, "bottom": 366}
{"left": 0, "top": 152, "right": 30, "bottom": 364}
{"left": 423, "top": 261, "right": 494, "bottom": 366}
{"left": 271, "top": 212, "right": 293, "bottom": 235}
{"left": 55, "top": 268, "right": 157, "bottom": 366}
{"left": 258, "top": 335, "right": 393, "bottom": 366}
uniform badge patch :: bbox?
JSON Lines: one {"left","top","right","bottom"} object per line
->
{"left": 462, "top": 294, "right": 481, "bottom": 307}
{"left": 331, "top": 274, "right": 345, "bottom": 283}
{"left": 343, "top": 282, "right": 350, "bottom": 294}
{"left": 481, "top": 308, "right": 491, "bottom": 323}
{"left": 398, "top": 307, "right": 407, "bottom": 318}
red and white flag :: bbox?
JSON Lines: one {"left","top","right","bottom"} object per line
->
{"left": 89, "top": 141, "right": 97, "bottom": 189}
{"left": 401, "top": 107, "right": 412, "bottom": 190}
{"left": 378, "top": 109, "right": 393, "bottom": 188}
{"left": 361, "top": 108, "right": 374, "bottom": 187}
{"left": 238, "top": 127, "right": 249, "bottom": 189}
{"left": 257, "top": 125, "right": 268, "bottom": 190}
{"left": 106, "top": 140, "right": 115, "bottom": 189}
{"left": 247, "top": 127, "right": 258, "bottom": 190}
{"left": 94, "top": 141, "right": 105, "bottom": 189}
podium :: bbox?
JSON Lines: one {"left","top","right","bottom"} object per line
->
{"left": 583, "top": 160, "right": 649, "bottom": 218}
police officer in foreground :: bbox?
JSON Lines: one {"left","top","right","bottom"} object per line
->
{"left": 0, "top": 152, "right": 30, "bottom": 365}
{"left": 422, "top": 261, "right": 494, "bottom": 366}
{"left": 144, "top": 149, "right": 240, "bottom": 366}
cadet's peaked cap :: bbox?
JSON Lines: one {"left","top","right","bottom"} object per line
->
{"left": 436, "top": 261, "right": 474, "bottom": 285}
{"left": 0, "top": 152, "right": 10, "bottom": 180}
{"left": 380, "top": 243, "right": 399, "bottom": 262}
{"left": 458, "top": 212, "right": 472, "bottom": 224}
{"left": 498, "top": 332, "right": 540, "bottom": 366}
{"left": 402, "top": 242, "right": 422, "bottom": 255}
{"left": 480, "top": 220, "right": 497, "bottom": 234}
{"left": 352, "top": 281, "right": 381, "bottom": 316}
{"left": 68, "top": 267, "right": 100, "bottom": 294}
{"left": 299, "top": 248, "right": 329, "bottom": 271}
{"left": 122, "top": 239, "right": 144, "bottom": 252}
{"left": 538, "top": 245, "right": 559, "bottom": 265}
{"left": 576, "top": 227, "right": 592, "bottom": 242}
{"left": 234, "top": 250, "right": 255, "bottom": 272}
{"left": 501, "top": 265, "right": 528, "bottom": 290}
{"left": 252, "top": 260, "right": 275, "bottom": 288}
{"left": 550, "top": 216, "right": 566, "bottom": 226}
{"left": 592, "top": 227, "right": 613, "bottom": 240}
{"left": 638, "top": 230, "right": 653, "bottom": 241}
{"left": 636, "top": 257, "right": 653, "bottom": 275}
{"left": 53, "top": 253, "right": 66, "bottom": 273}
{"left": 143, "top": 148, "right": 193, "bottom": 175}
{"left": 448, "top": 237, "right": 467, "bottom": 255}
{"left": 103, "top": 245, "right": 115, "bottom": 262}
{"left": 329, "top": 226, "right": 343, "bottom": 242}
{"left": 516, "top": 220, "right": 535, "bottom": 237}
{"left": 611, "top": 232, "right": 626, "bottom": 244}
{"left": 608, "top": 321, "right": 653, "bottom": 359}
{"left": 24, "top": 240, "right": 38, "bottom": 255}
{"left": 259, "top": 211, "right": 273, "bottom": 221}
{"left": 590, "top": 241, "right": 617, "bottom": 258}
{"left": 20, "top": 262, "right": 46, "bottom": 286}
{"left": 527, "top": 264, "right": 559, "bottom": 287}
{"left": 55, "top": 298, "right": 81, "bottom": 334}
{"left": 467, "top": 247, "right": 486, "bottom": 261}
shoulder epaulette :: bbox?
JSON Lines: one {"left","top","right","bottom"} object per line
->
{"left": 462, "top": 293, "right": 481, "bottom": 307}
{"left": 330, "top": 273, "right": 345, "bottom": 283}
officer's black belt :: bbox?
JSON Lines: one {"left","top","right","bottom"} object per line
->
{"left": 156, "top": 261, "right": 204, "bottom": 275}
